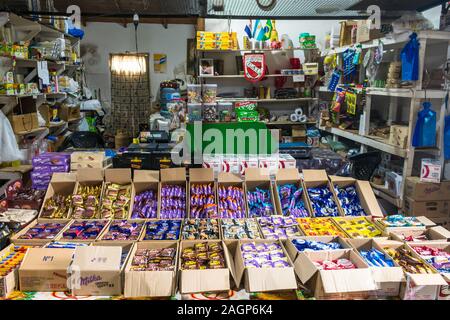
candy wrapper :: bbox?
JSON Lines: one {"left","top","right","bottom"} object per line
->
{"left": 130, "top": 247, "right": 176, "bottom": 271}
{"left": 143, "top": 220, "right": 182, "bottom": 240}
{"left": 257, "top": 216, "right": 302, "bottom": 240}
{"left": 218, "top": 185, "right": 246, "bottom": 218}
{"left": 18, "top": 222, "right": 66, "bottom": 240}
{"left": 131, "top": 189, "right": 158, "bottom": 219}
{"left": 296, "top": 218, "right": 347, "bottom": 237}
{"left": 411, "top": 245, "right": 450, "bottom": 274}
{"left": 102, "top": 220, "right": 144, "bottom": 241}
{"left": 292, "top": 238, "right": 343, "bottom": 252}
{"left": 100, "top": 183, "right": 131, "bottom": 219}
{"left": 378, "top": 215, "right": 425, "bottom": 228}
{"left": 181, "top": 242, "right": 225, "bottom": 270}
{"left": 182, "top": 219, "right": 219, "bottom": 240}
{"left": 222, "top": 218, "right": 261, "bottom": 239}
{"left": 334, "top": 217, "right": 383, "bottom": 238}
{"left": 61, "top": 220, "right": 108, "bottom": 241}
{"left": 384, "top": 247, "right": 434, "bottom": 274}
{"left": 360, "top": 248, "right": 395, "bottom": 267}
{"left": 32, "top": 153, "right": 70, "bottom": 166}
{"left": 247, "top": 187, "right": 274, "bottom": 218}
{"left": 334, "top": 185, "right": 366, "bottom": 216}
{"left": 40, "top": 194, "right": 72, "bottom": 219}
{"left": 189, "top": 183, "right": 217, "bottom": 218}
{"left": 313, "top": 258, "right": 356, "bottom": 270}
{"left": 0, "top": 246, "right": 34, "bottom": 278}
{"left": 6, "top": 187, "right": 45, "bottom": 211}
{"left": 307, "top": 185, "right": 339, "bottom": 217}
{"left": 45, "top": 241, "right": 89, "bottom": 249}
{"left": 241, "top": 242, "right": 290, "bottom": 269}
{"left": 160, "top": 184, "right": 186, "bottom": 219}
{"left": 277, "top": 184, "right": 309, "bottom": 217}
{"left": 71, "top": 184, "right": 102, "bottom": 219}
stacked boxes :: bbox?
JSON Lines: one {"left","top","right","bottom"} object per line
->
{"left": 31, "top": 153, "right": 70, "bottom": 190}
{"left": 196, "top": 32, "right": 238, "bottom": 50}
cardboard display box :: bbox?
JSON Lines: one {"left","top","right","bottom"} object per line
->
{"left": 124, "top": 241, "right": 179, "bottom": 297}
{"left": 329, "top": 176, "right": 383, "bottom": 218}
{"left": 8, "top": 97, "right": 39, "bottom": 134}
{"left": 405, "top": 177, "right": 450, "bottom": 201}
{"left": 373, "top": 216, "right": 436, "bottom": 234}
{"left": 389, "top": 226, "right": 450, "bottom": 242}
{"left": 38, "top": 173, "right": 77, "bottom": 221}
{"left": 404, "top": 197, "right": 450, "bottom": 219}
{"left": 101, "top": 169, "right": 132, "bottom": 219}
{"left": 188, "top": 168, "right": 217, "bottom": 218}
{"left": 71, "top": 168, "right": 104, "bottom": 219}
{"left": 244, "top": 168, "right": 277, "bottom": 217}
{"left": 129, "top": 170, "right": 159, "bottom": 219}
{"left": 69, "top": 246, "right": 122, "bottom": 296}
{"left": 302, "top": 170, "right": 339, "bottom": 217}
{"left": 71, "top": 151, "right": 106, "bottom": 163}
{"left": 97, "top": 219, "right": 146, "bottom": 243}
{"left": 294, "top": 248, "right": 378, "bottom": 299}
{"left": 273, "top": 168, "right": 311, "bottom": 217}
{"left": 60, "top": 105, "right": 81, "bottom": 122}
{"left": 356, "top": 19, "right": 384, "bottom": 43}
{"left": 19, "top": 248, "right": 74, "bottom": 292}
{"left": 56, "top": 219, "right": 111, "bottom": 243}
{"left": 283, "top": 236, "right": 352, "bottom": 263}
{"left": 347, "top": 239, "right": 405, "bottom": 298}
{"left": 389, "top": 125, "right": 409, "bottom": 149}
{"left": 70, "top": 158, "right": 112, "bottom": 171}
{"left": 217, "top": 172, "right": 247, "bottom": 218}
{"left": 179, "top": 240, "right": 235, "bottom": 294}
{"left": 159, "top": 168, "right": 187, "bottom": 219}
{"left": 10, "top": 219, "right": 69, "bottom": 246}
{"left": 233, "top": 239, "right": 297, "bottom": 292}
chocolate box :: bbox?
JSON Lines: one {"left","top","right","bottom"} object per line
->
{"left": 129, "top": 170, "right": 159, "bottom": 219}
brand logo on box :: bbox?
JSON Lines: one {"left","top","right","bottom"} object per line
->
{"left": 80, "top": 275, "right": 102, "bottom": 286}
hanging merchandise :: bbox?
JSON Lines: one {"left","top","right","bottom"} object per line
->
{"left": 345, "top": 91, "right": 357, "bottom": 116}
{"left": 412, "top": 101, "right": 437, "bottom": 147}
{"left": 401, "top": 32, "right": 420, "bottom": 81}
{"left": 353, "top": 44, "right": 362, "bottom": 66}
{"left": 342, "top": 48, "right": 356, "bottom": 82}
{"left": 0, "top": 111, "right": 23, "bottom": 163}
{"left": 444, "top": 94, "right": 450, "bottom": 160}
{"left": 243, "top": 53, "right": 266, "bottom": 82}
{"left": 332, "top": 90, "right": 346, "bottom": 113}
{"left": 328, "top": 69, "right": 341, "bottom": 92}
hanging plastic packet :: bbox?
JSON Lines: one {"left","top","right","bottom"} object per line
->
{"left": 401, "top": 32, "right": 420, "bottom": 81}
{"left": 328, "top": 69, "right": 341, "bottom": 92}
{"left": 444, "top": 94, "right": 450, "bottom": 160}
{"left": 343, "top": 48, "right": 356, "bottom": 80}
{"left": 412, "top": 101, "right": 436, "bottom": 147}
{"left": 332, "top": 90, "right": 346, "bottom": 113}
{"left": 352, "top": 44, "right": 362, "bottom": 66}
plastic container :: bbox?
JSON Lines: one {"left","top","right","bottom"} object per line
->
{"left": 187, "top": 84, "right": 202, "bottom": 103}
{"left": 202, "top": 84, "right": 217, "bottom": 103}
{"left": 187, "top": 103, "right": 202, "bottom": 122}
{"left": 217, "top": 102, "right": 233, "bottom": 122}
{"left": 203, "top": 103, "right": 218, "bottom": 122}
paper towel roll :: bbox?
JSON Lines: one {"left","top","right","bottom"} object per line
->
{"left": 290, "top": 113, "right": 299, "bottom": 122}
{"left": 299, "top": 115, "right": 307, "bottom": 123}
{"left": 295, "top": 108, "right": 303, "bottom": 116}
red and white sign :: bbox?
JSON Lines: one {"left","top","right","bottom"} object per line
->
{"left": 243, "top": 53, "right": 266, "bottom": 82}
{"left": 239, "top": 156, "right": 259, "bottom": 175}
{"left": 278, "top": 154, "right": 296, "bottom": 169}
{"left": 420, "top": 159, "right": 441, "bottom": 183}
{"left": 221, "top": 157, "right": 240, "bottom": 174}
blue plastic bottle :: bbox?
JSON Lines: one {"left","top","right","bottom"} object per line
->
{"left": 412, "top": 101, "right": 436, "bottom": 147}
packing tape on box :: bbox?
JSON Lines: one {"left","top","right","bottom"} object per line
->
{"left": 290, "top": 113, "right": 299, "bottom": 122}
{"left": 295, "top": 108, "right": 303, "bottom": 116}
{"left": 299, "top": 115, "right": 307, "bottom": 123}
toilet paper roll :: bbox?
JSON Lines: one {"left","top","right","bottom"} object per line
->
{"left": 295, "top": 108, "right": 303, "bottom": 116}
{"left": 299, "top": 115, "right": 307, "bottom": 123}
{"left": 290, "top": 113, "right": 299, "bottom": 122}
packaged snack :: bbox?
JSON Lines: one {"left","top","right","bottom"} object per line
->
{"left": 181, "top": 242, "right": 225, "bottom": 270}
{"left": 307, "top": 186, "right": 339, "bottom": 217}
{"left": 218, "top": 185, "right": 246, "bottom": 218}
{"left": 131, "top": 189, "right": 158, "bottom": 219}
{"left": 101, "top": 220, "right": 144, "bottom": 241}
{"left": 100, "top": 183, "right": 131, "bottom": 219}
{"left": 61, "top": 220, "right": 108, "bottom": 241}
{"left": 292, "top": 238, "right": 343, "bottom": 252}
{"left": 247, "top": 187, "right": 274, "bottom": 218}
{"left": 41, "top": 194, "right": 72, "bottom": 219}
{"left": 257, "top": 216, "right": 302, "bottom": 240}
{"left": 241, "top": 241, "right": 289, "bottom": 268}
{"left": 277, "top": 184, "right": 309, "bottom": 217}
{"left": 71, "top": 184, "right": 102, "bottom": 219}
{"left": 297, "top": 218, "right": 347, "bottom": 237}
{"left": 143, "top": 220, "right": 182, "bottom": 240}
{"left": 384, "top": 247, "right": 435, "bottom": 274}
{"left": 190, "top": 183, "right": 217, "bottom": 218}
{"left": 222, "top": 218, "right": 261, "bottom": 239}
{"left": 130, "top": 247, "right": 176, "bottom": 271}
{"left": 333, "top": 217, "right": 383, "bottom": 238}
{"left": 182, "top": 219, "right": 219, "bottom": 240}
{"left": 334, "top": 185, "right": 366, "bottom": 216}
{"left": 18, "top": 222, "right": 66, "bottom": 240}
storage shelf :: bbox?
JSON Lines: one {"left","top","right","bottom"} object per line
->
{"left": 265, "top": 121, "right": 317, "bottom": 125}
{"left": 197, "top": 47, "right": 316, "bottom": 53}
{"left": 370, "top": 183, "right": 403, "bottom": 208}
{"left": 216, "top": 97, "right": 317, "bottom": 103}
{"left": 318, "top": 86, "right": 447, "bottom": 99}
{"left": 14, "top": 127, "right": 48, "bottom": 136}
{"left": 199, "top": 74, "right": 299, "bottom": 79}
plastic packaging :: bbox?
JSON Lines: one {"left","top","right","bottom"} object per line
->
{"left": 217, "top": 102, "right": 233, "bottom": 122}
{"left": 203, "top": 103, "right": 218, "bottom": 122}
{"left": 412, "top": 101, "right": 436, "bottom": 147}
{"left": 401, "top": 32, "right": 420, "bottom": 81}
{"left": 187, "top": 84, "right": 202, "bottom": 103}
{"left": 187, "top": 103, "right": 202, "bottom": 122}
{"left": 202, "top": 84, "right": 217, "bottom": 103}
{"left": 0, "top": 111, "right": 23, "bottom": 163}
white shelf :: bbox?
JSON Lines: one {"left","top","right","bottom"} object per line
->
{"left": 199, "top": 74, "right": 300, "bottom": 79}
{"left": 318, "top": 86, "right": 448, "bottom": 99}
{"left": 197, "top": 47, "right": 316, "bottom": 53}
{"left": 216, "top": 97, "right": 317, "bottom": 103}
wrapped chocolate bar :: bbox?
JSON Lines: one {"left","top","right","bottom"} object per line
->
{"left": 377, "top": 215, "right": 425, "bottom": 228}
{"left": 410, "top": 245, "right": 450, "bottom": 274}
{"left": 18, "top": 222, "right": 66, "bottom": 240}
{"left": 277, "top": 184, "right": 309, "bottom": 217}
{"left": 292, "top": 238, "right": 343, "bottom": 252}
{"left": 130, "top": 247, "right": 176, "bottom": 271}
{"left": 0, "top": 246, "right": 35, "bottom": 279}
{"left": 217, "top": 185, "right": 245, "bottom": 218}
{"left": 100, "top": 183, "right": 131, "bottom": 219}
{"left": 189, "top": 183, "right": 217, "bottom": 218}
{"left": 45, "top": 241, "right": 89, "bottom": 249}
{"left": 61, "top": 220, "right": 108, "bottom": 241}
{"left": 221, "top": 218, "right": 261, "bottom": 239}
{"left": 7, "top": 187, "right": 45, "bottom": 211}
{"left": 181, "top": 242, "right": 225, "bottom": 270}
{"left": 247, "top": 187, "right": 274, "bottom": 218}
{"left": 160, "top": 185, "right": 186, "bottom": 219}
{"left": 384, "top": 247, "right": 435, "bottom": 274}
{"left": 307, "top": 186, "right": 339, "bottom": 217}
{"left": 143, "top": 220, "right": 182, "bottom": 240}
{"left": 313, "top": 258, "right": 356, "bottom": 270}
{"left": 257, "top": 216, "right": 302, "bottom": 240}
{"left": 131, "top": 189, "right": 157, "bottom": 219}
{"left": 40, "top": 194, "right": 72, "bottom": 219}
{"left": 32, "top": 153, "right": 70, "bottom": 166}
{"left": 101, "top": 220, "right": 144, "bottom": 241}
{"left": 360, "top": 248, "right": 395, "bottom": 267}
{"left": 241, "top": 242, "right": 290, "bottom": 268}
{"left": 297, "top": 218, "right": 347, "bottom": 237}
{"left": 182, "top": 219, "right": 219, "bottom": 240}
{"left": 334, "top": 185, "right": 366, "bottom": 216}
{"left": 333, "top": 217, "right": 383, "bottom": 238}
{"left": 71, "top": 184, "right": 102, "bottom": 219}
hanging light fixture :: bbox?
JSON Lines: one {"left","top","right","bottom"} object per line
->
{"left": 110, "top": 53, "right": 147, "bottom": 76}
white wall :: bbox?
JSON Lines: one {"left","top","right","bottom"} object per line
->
{"left": 82, "top": 22, "right": 195, "bottom": 105}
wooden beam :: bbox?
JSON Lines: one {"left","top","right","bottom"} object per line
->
{"left": 81, "top": 17, "right": 197, "bottom": 25}
{"left": 196, "top": 17, "right": 205, "bottom": 31}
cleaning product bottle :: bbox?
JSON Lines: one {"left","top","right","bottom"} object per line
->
{"left": 412, "top": 101, "right": 437, "bottom": 147}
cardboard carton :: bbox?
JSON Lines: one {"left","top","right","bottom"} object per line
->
{"left": 124, "top": 241, "right": 179, "bottom": 297}
{"left": 60, "top": 105, "right": 81, "bottom": 122}
{"left": 97, "top": 219, "right": 146, "bottom": 243}
{"left": 217, "top": 172, "right": 247, "bottom": 218}
{"left": 389, "top": 226, "right": 450, "bottom": 242}
{"left": 258, "top": 155, "right": 279, "bottom": 175}
{"left": 19, "top": 248, "right": 74, "bottom": 292}
{"left": 239, "top": 155, "right": 259, "bottom": 176}
{"left": 244, "top": 168, "right": 277, "bottom": 217}
{"left": 404, "top": 197, "right": 450, "bottom": 219}
{"left": 302, "top": 170, "right": 339, "bottom": 217}
{"left": 273, "top": 168, "right": 311, "bottom": 217}
{"left": 278, "top": 154, "right": 296, "bottom": 170}
{"left": 10, "top": 219, "right": 69, "bottom": 246}
{"left": 159, "top": 168, "right": 187, "bottom": 219}
{"left": 129, "top": 170, "right": 159, "bottom": 219}
{"left": 8, "top": 98, "right": 39, "bottom": 134}
{"left": 179, "top": 240, "right": 235, "bottom": 294}
{"left": 329, "top": 176, "right": 383, "bottom": 218}
{"left": 283, "top": 236, "right": 351, "bottom": 263}
{"left": 221, "top": 156, "right": 240, "bottom": 174}
{"left": 139, "top": 219, "right": 183, "bottom": 241}
{"left": 188, "top": 168, "right": 217, "bottom": 218}
{"left": 71, "top": 168, "right": 104, "bottom": 219}
{"left": 202, "top": 155, "right": 222, "bottom": 176}
{"left": 102, "top": 169, "right": 132, "bottom": 219}
{"left": 405, "top": 177, "right": 450, "bottom": 201}
{"left": 71, "top": 158, "right": 112, "bottom": 171}
{"left": 233, "top": 239, "right": 297, "bottom": 292}
{"left": 373, "top": 216, "right": 435, "bottom": 234}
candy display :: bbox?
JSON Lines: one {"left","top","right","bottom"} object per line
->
{"left": 291, "top": 238, "right": 343, "bottom": 252}
{"left": 203, "top": 104, "right": 218, "bottom": 122}
{"left": 385, "top": 247, "right": 434, "bottom": 274}
{"left": 0, "top": 246, "right": 33, "bottom": 278}
{"left": 189, "top": 184, "right": 217, "bottom": 218}
{"left": 277, "top": 184, "right": 309, "bottom": 217}
{"left": 40, "top": 194, "right": 72, "bottom": 219}
{"left": 297, "top": 218, "right": 347, "bottom": 237}
{"left": 101, "top": 220, "right": 144, "bottom": 241}
{"left": 71, "top": 184, "right": 102, "bottom": 219}
{"left": 187, "top": 84, "right": 202, "bottom": 103}
{"left": 18, "top": 222, "right": 66, "bottom": 240}
{"left": 307, "top": 186, "right": 339, "bottom": 217}
{"left": 160, "top": 185, "right": 186, "bottom": 219}
{"left": 45, "top": 241, "right": 89, "bottom": 249}
{"left": 334, "top": 217, "right": 383, "bottom": 238}
{"left": 313, "top": 258, "right": 356, "bottom": 270}
{"left": 241, "top": 242, "right": 290, "bottom": 268}
{"left": 221, "top": 218, "right": 261, "bottom": 239}
{"left": 131, "top": 189, "right": 158, "bottom": 219}
{"left": 143, "top": 220, "right": 182, "bottom": 240}
{"left": 31, "top": 153, "right": 70, "bottom": 190}
{"left": 100, "top": 183, "right": 131, "bottom": 219}
{"left": 377, "top": 215, "right": 425, "bottom": 228}
{"left": 411, "top": 246, "right": 450, "bottom": 274}
{"left": 360, "top": 248, "right": 395, "bottom": 267}
{"left": 130, "top": 247, "right": 176, "bottom": 271}
{"left": 202, "top": 84, "right": 217, "bottom": 103}
{"left": 6, "top": 185, "right": 45, "bottom": 211}
{"left": 334, "top": 185, "right": 366, "bottom": 216}
{"left": 181, "top": 242, "right": 225, "bottom": 270}
{"left": 182, "top": 219, "right": 220, "bottom": 240}
{"left": 217, "top": 185, "right": 246, "bottom": 218}
{"left": 61, "top": 220, "right": 108, "bottom": 241}
{"left": 257, "top": 216, "right": 302, "bottom": 239}
{"left": 398, "top": 234, "right": 429, "bottom": 242}
{"left": 247, "top": 188, "right": 275, "bottom": 217}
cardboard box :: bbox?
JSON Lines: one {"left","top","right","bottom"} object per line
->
{"left": 124, "top": 241, "right": 179, "bottom": 297}
{"left": 129, "top": 170, "right": 159, "bottom": 219}
{"left": 188, "top": 168, "right": 217, "bottom": 218}
{"left": 244, "top": 168, "right": 277, "bottom": 217}
{"left": 339, "top": 20, "right": 358, "bottom": 47}
{"left": 8, "top": 97, "right": 39, "bottom": 134}
{"left": 160, "top": 168, "right": 187, "bottom": 219}
{"left": 102, "top": 168, "right": 132, "bottom": 219}
{"left": 278, "top": 154, "right": 296, "bottom": 170}
{"left": 202, "top": 155, "right": 222, "bottom": 176}
{"left": 258, "top": 155, "right": 279, "bottom": 175}
{"left": 347, "top": 238, "right": 405, "bottom": 297}
{"left": 427, "top": 217, "right": 450, "bottom": 229}
{"left": 217, "top": 172, "right": 247, "bottom": 218}
{"left": 283, "top": 236, "right": 352, "bottom": 263}
{"left": 71, "top": 158, "right": 112, "bottom": 171}
{"left": 389, "top": 226, "right": 450, "bottom": 242}
{"left": 97, "top": 219, "right": 146, "bottom": 243}
{"left": 19, "top": 248, "right": 74, "bottom": 292}
{"left": 10, "top": 219, "right": 69, "bottom": 246}
{"left": 37, "top": 104, "right": 53, "bottom": 127}
{"left": 233, "top": 239, "right": 297, "bottom": 292}
{"left": 69, "top": 246, "right": 122, "bottom": 296}
{"left": 356, "top": 19, "right": 384, "bottom": 43}
{"left": 421, "top": 159, "right": 442, "bottom": 183}
{"left": 239, "top": 155, "right": 259, "bottom": 176}
{"left": 71, "top": 168, "right": 104, "bottom": 219}
{"left": 221, "top": 156, "right": 240, "bottom": 174}
{"left": 389, "top": 125, "right": 408, "bottom": 149}
{"left": 60, "top": 105, "right": 81, "bottom": 122}
{"left": 179, "top": 240, "right": 235, "bottom": 294}
{"left": 302, "top": 170, "right": 339, "bottom": 217}
{"left": 38, "top": 173, "right": 77, "bottom": 221}
{"left": 294, "top": 248, "right": 378, "bottom": 299}
{"left": 71, "top": 151, "right": 106, "bottom": 163}
{"left": 405, "top": 177, "right": 450, "bottom": 201}
{"left": 329, "top": 176, "right": 384, "bottom": 218}
{"left": 374, "top": 216, "right": 435, "bottom": 234}
{"left": 404, "top": 197, "right": 450, "bottom": 219}
{"left": 273, "top": 168, "right": 311, "bottom": 217}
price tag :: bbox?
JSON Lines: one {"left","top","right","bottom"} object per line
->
{"left": 293, "top": 74, "right": 305, "bottom": 82}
